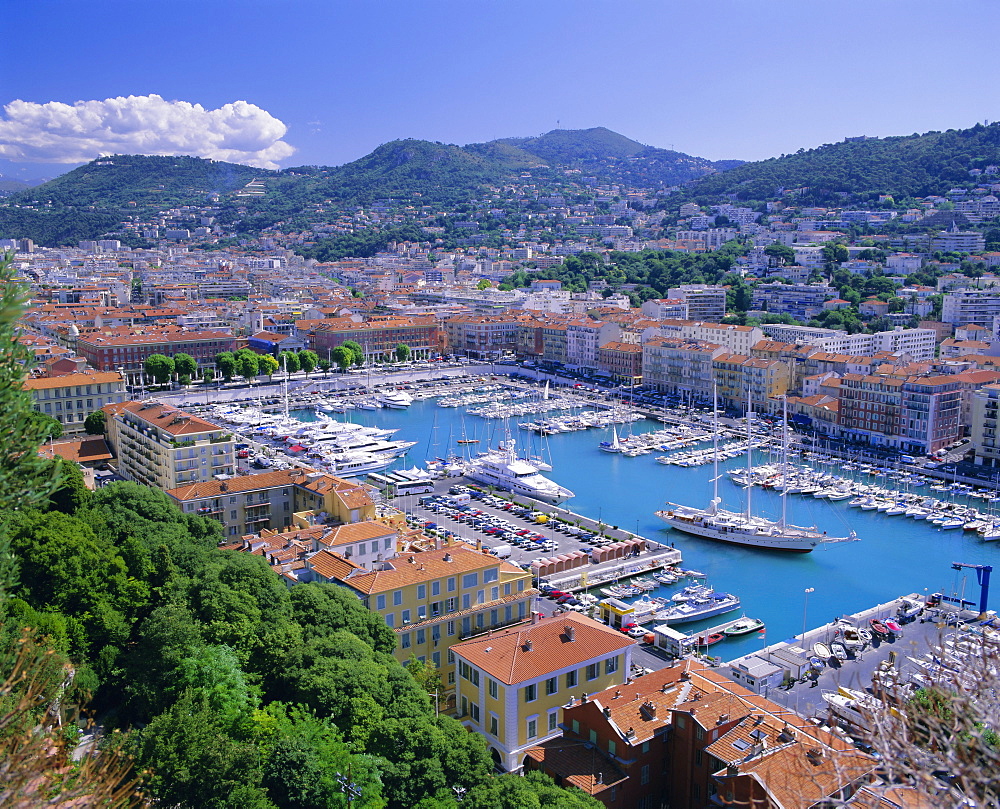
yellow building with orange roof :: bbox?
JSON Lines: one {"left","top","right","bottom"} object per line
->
{"left": 450, "top": 612, "right": 634, "bottom": 773}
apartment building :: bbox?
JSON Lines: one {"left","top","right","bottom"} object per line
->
{"left": 665, "top": 285, "right": 727, "bottom": 322}
{"left": 305, "top": 315, "right": 441, "bottom": 361}
{"left": 451, "top": 613, "right": 634, "bottom": 773}
{"left": 167, "top": 468, "right": 375, "bottom": 538}
{"left": 596, "top": 341, "right": 642, "bottom": 383}
{"left": 639, "top": 298, "right": 688, "bottom": 320}
{"left": 442, "top": 313, "right": 520, "bottom": 358}
{"left": 105, "top": 401, "right": 234, "bottom": 490}
{"left": 319, "top": 544, "right": 534, "bottom": 687}
{"left": 750, "top": 282, "right": 833, "bottom": 321}
{"left": 641, "top": 338, "right": 724, "bottom": 401}
{"left": 75, "top": 327, "right": 236, "bottom": 374}
{"left": 971, "top": 383, "right": 1000, "bottom": 467}
{"left": 566, "top": 319, "right": 620, "bottom": 369}
{"left": 526, "top": 661, "right": 876, "bottom": 809}
{"left": 941, "top": 288, "right": 1000, "bottom": 329}
{"left": 23, "top": 369, "right": 126, "bottom": 434}
{"left": 712, "top": 355, "right": 792, "bottom": 411}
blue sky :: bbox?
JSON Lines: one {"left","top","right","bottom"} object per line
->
{"left": 3, "top": 0, "right": 999, "bottom": 178}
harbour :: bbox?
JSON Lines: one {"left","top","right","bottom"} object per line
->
{"left": 197, "top": 372, "right": 1000, "bottom": 664}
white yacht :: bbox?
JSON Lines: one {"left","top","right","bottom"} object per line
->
{"left": 379, "top": 390, "right": 413, "bottom": 409}
{"left": 463, "top": 440, "right": 574, "bottom": 504}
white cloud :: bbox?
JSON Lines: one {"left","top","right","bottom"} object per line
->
{"left": 0, "top": 95, "right": 296, "bottom": 169}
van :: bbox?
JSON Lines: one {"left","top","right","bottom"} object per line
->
{"left": 490, "top": 543, "right": 513, "bottom": 559}
{"left": 450, "top": 493, "right": 472, "bottom": 505}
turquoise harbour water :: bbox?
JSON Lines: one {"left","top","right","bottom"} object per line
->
{"left": 295, "top": 399, "right": 1000, "bottom": 659}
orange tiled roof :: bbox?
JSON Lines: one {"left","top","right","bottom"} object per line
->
{"left": 451, "top": 612, "right": 634, "bottom": 685}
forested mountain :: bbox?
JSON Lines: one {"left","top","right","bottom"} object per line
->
{"left": 6, "top": 154, "right": 266, "bottom": 209}
{"left": 687, "top": 122, "right": 1000, "bottom": 203}
{"left": 485, "top": 127, "right": 737, "bottom": 187}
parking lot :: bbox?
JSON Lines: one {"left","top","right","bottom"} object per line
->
{"left": 404, "top": 484, "right": 628, "bottom": 570}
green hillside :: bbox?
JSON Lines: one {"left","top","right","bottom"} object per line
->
{"left": 688, "top": 122, "right": 1000, "bottom": 203}
{"left": 6, "top": 154, "right": 266, "bottom": 210}
{"left": 487, "top": 127, "right": 732, "bottom": 187}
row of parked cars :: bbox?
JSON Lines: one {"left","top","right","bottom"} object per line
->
{"left": 419, "top": 489, "right": 560, "bottom": 554}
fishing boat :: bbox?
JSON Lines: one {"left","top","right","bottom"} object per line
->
{"left": 884, "top": 619, "right": 902, "bottom": 633}
{"left": 830, "top": 641, "right": 849, "bottom": 661}
{"left": 813, "top": 641, "right": 832, "bottom": 660}
{"left": 869, "top": 618, "right": 889, "bottom": 636}
{"left": 723, "top": 617, "right": 765, "bottom": 636}
{"left": 656, "top": 391, "right": 858, "bottom": 553}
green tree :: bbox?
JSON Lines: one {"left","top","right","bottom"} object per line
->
{"left": 29, "top": 411, "right": 63, "bottom": 440}
{"left": 331, "top": 346, "right": 353, "bottom": 372}
{"left": 280, "top": 351, "right": 300, "bottom": 374}
{"left": 144, "top": 353, "right": 175, "bottom": 385}
{"left": 215, "top": 351, "right": 237, "bottom": 382}
{"left": 203, "top": 367, "right": 216, "bottom": 384}
{"left": 173, "top": 352, "right": 198, "bottom": 380}
{"left": 258, "top": 354, "right": 280, "bottom": 381}
{"left": 84, "top": 408, "right": 107, "bottom": 435}
{"left": 476, "top": 279, "right": 491, "bottom": 290}
{"left": 298, "top": 350, "right": 318, "bottom": 376}
{"left": 0, "top": 255, "right": 61, "bottom": 511}
{"left": 317, "top": 359, "right": 332, "bottom": 375}
{"left": 235, "top": 349, "right": 261, "bottom": 383}
{"left": 821, "top": 242, "right": 850, "bottom": 265}
{"left": 764, "top": 243, "right": 795, "bottom": 267}
{"left": 342, "top": 340, "right": 365, "bottom": 366}
{"left": 394, "top": 344, "right": 411, "bottom": 363}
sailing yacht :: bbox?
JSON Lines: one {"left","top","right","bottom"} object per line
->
{"left": 655, "top": 390, "right": 858, "bottom": 553}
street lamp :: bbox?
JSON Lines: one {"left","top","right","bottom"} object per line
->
{"left": 801, "top": 587, "right": 815, "bottom": 646}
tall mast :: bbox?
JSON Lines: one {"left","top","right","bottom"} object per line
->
{"left": 781, "top": 394, "right": 788, "bottom": 528}
{"left": 712, "top": 383, "right": 719, "bottom": 510}
{"left": 746, "top": 386, "right": 753, "bottom": 523}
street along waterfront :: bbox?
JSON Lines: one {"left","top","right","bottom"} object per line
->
{"left": 292, "top": 393, "right": 1000, "bottom": 659}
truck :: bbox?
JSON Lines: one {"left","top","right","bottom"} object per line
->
{"left": 489, "top": 543, "right": 513, "bottom": 559}
{"left": 450, "top": 493, "right": 472, "bottom": 505}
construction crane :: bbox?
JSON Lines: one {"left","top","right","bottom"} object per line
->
{"left": 950, "top": 562, "right": 993, "bottom": 619}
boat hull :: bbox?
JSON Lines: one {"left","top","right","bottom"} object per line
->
{"left": 656, "top": 509, "right": 817, "bottom": 552}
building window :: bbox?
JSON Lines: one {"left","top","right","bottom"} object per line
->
{"left": 447, "top": 621, "right": 455, "bottom": 636}
{"left": 376, "top": 594, "right": 386, "bottom": 611}
{"left": 524, "top": 683, "right": 536, "bottom": 702}
{"left": 489, "top": 715, "right": 499, "bottom": 737}
{"left": 641, "top": 764, "right": 650, "bottom": 785}
{"left": 488, "top": 679, "right": 498, "bottom": 700}
{"left": 527, "top": 719, "right": 537, "bottom": 739}
{"left": 548, "top": 711, "right": 558, "bottom": 732}
{"left": 589, "top": 729, "right": 598, "bottom": 744}
{"left": 608, "top": 739, "right": 616, "bottom": 756}
{"left": 432, "top": 580, "right": 441, "bottom": 596}
{"left": 417, "top": 584, "right": 426, "bottom": 600}
{"left": 462, "top": 573, "right": 478, "bottom": 588}
{"left": 566, "top": 670, "right": 578, "bottom": 688}
{"left": 385, "top": 613, "right": 394, "bottom": 628}
{"left": 416, "top": 629, "right": 425, "bottom": 645}
{"left": 448, "top": 577, "right": 456, "bottom": 592}
{"left": 402, "top": 609, "right": 411, "bottom": 624}
{"left": 642, "top": 740, "right": 650, "bottom": 754}
{"left": 401, "top": 632, "right": 411, "bottom": 649}
{"left": 571, "top": 719, "right": 579, "bottom": 734}
{"left": 393, "top": 590, "right": 403, "bottom": 606}
{"left": 446, "top": 597, "right": 457, "bottom": 612}
{"left": 545, "top": 676, "right": 557, "bottom": 696}
{"left": 605, "top": 655, "right": 618, "bottom": 675}
{"left": 586, "top": 663, "right": 599, "bottom": 681}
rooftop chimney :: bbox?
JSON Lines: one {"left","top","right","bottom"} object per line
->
{"left": 524, "top": 639, "right": 533, "bottom": 651}
{"left": 565, "top": 625, "right": 576, "bottom": 641}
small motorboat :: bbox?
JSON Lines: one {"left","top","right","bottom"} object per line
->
{"left": 813, "top": 641, "right": 832, "bottom": 660}
{"left": 723, "top": 617, "right": 765, "bottom": 636}
{"left": 884, "top": 619, "right": 902, "bottom": 633}
{"left": 831, "top": 641, "right": 849, "bottom": 661}
{"left": 809, "top": 656, "right": 825, "bottom": 670}
{"left": 699, "top": 633, "right": 724, "bottom": 646}
{"left": 869, "top": 618, "right": 889, "bottom": 636}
